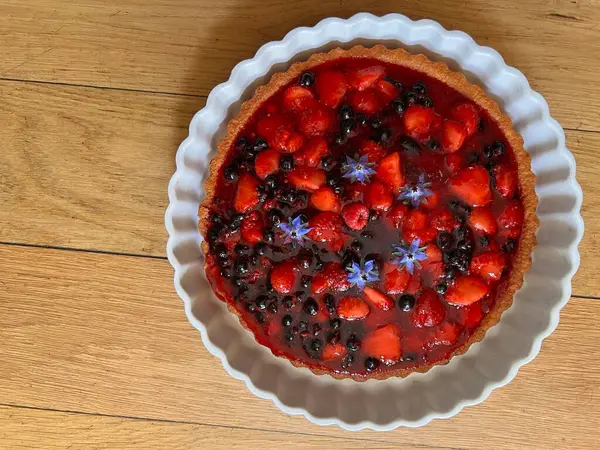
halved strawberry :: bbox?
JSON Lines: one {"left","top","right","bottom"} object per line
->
{"left": 468, "top": 207, "right": 498, "bottom": 235}
{"left": 430, "top": 207, "right": 456, "bottom": 232}
{"left": 385, "top": 204, "right": 408, "bottom": 229}
{"left": 358, "top": 140, "right": 386, "bottom": 163}
{"left": 288, "top": 166, "right": 326, "bottom": 192}
{"left": 374, "top": 79, "right": 398, "bottom": 103}
{"left": 492, "top": 165, "right": 517, "bottom": 199}
{"left": 410, "top": 289, "right": 445, "bottom": 328}
{"left": 325, "top": 262, "right": 352, "bottom": 292}
{"left": 363, "top": 286, "right": 395, "bottom": 311}
{"left": 341, "top": 202, "right": 369, "bottom": 230}
{"left": 240, "top": 210, "right": 264, "bottom": 244}
{"left": 441, "top": 120, "right": 467, "bottom": 154}
{"left": 403, "top": 105, "right": 442, "bottom": 139}
{"left": 449, "top": 166, "right": 492, "bottom": 207}
{"left": 375, "top": 152, "right": 404, "bottom": 192}
{"left": 445, "top": 275, "right": 489, "bottom": 306}
{"left": 383, "top": 263, "right": 411, "bottom": 294}
{"left": 315, "top": 69, "right": 349, "bottom": 108}
{"left": 348, "top": 90, "right": 383, "bottom": 115}
{"left": 270, "top": 260, "right": 298, "bottom": 294}
{"left": 362, "top": 323, "right": 402, "bottom": 364}
{"left": 422, "top": 189, "right": 441, "bottom": 210}
{"left": 298, "top": 107, "right": 334, "bottom": 136}
{"left": 234, "top": 173, "right": 260, "bottom": 213}
{"left": 282, "top": 85, "right": 315, "bottom": 112}
{"left": 424, "top": 244, "right": 443, "bottom": 262}
{"left": 337, "top": 296, "right": 370, "bottom": 320}
{"left": 404, "top": 208, "right": 428, "bottom": 231}
{"left": 470, "top": 252, "right": 505, "bottom": 282}
{"left": 254, "top": 148, "right": 281, "bottom": 179}
{"left": 300, "top": 137, "right": 329, "bottom": 167}
{"left": 403, "top": 227, "right": 438, "bottom": 245}
{"left": 364, "top": 182, "right": 393, "bottom": 211}
{"left": 310, "top": 186, "right": 342, "bottom": 212}
{"left": 449, "top": 102, "right": 480, "bottom": 136}
{"left": 256, "top": 114, "right": 305, "bottom": 153}
{"left": 445, "top": 152, "right": 464, "bottom": 175}
{"left": 347, "top": 65, "right": 386, "bottom": 91}
{"left": 459, "top": 302, "right": 484, "bottom": 328}
{"left": 431, "top": 322, "right": 461, "bottom": 346}
{"left": 405, "top": 268, "right": 422, "bottom": 294}
{"left": 307, "top": 212, "right": 344, "bottom": 246}
{"left": 322, "top": 342, "right": 347, "bottom": 361}
{"left": 498, "top": 200, "right": 524, "bottom": 236}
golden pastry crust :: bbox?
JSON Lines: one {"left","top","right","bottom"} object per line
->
{"left": 199, "top": 45, "right": 538, "bottom": 381}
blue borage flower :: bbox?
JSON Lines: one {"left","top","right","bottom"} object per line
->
{"left": 278, "top": 215, "right": 312, "bottom": 245}
{"left": 398, "top": 173, "right": 433, "bottom": 207}
{"left": 341, "top": 155, "right": 376, "bottom": 184}
{"left": 391, "top": 239, "right": 428, "bottom": 274}
{"left": 346, "top": 259, "right": 380, "bottom": 290}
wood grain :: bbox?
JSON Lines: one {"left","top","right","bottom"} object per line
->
{"left": 0, "top": 406, "right": 404, "bottom": 450}
{"left": 0, "top": 245, "right": 598, "bottom": 449}
{"left": 0, "top": 80, "right": 597, "bottom": 294}
{"left": 0, "top": 0, "right": 599, "bottom": 131}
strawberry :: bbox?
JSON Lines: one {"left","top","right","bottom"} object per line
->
{"left": 492, "top": 165, "right": 517, "bottom": 199}
{"left": 459, "top": 302, "right": 484, "bottom": 328}
{"left": 282, "top": 86, "right": 315, "bottom": 112}
{"left": 254, "top": 148, "right": 281, "bottom": 179}
{"left": 322, "top": 342, "right": 347, "bottom": 361}
{"left": 424, "top": 244, "right": 443, "bottom": 262}
{"left": 324, "top": 262, "right": 351, "bottom": 292}
{"left": 403, "top": 105, "right": 442, "bottom": 139}
{"left": 240, "top": 211, "right": 264, "bottom": 244}
{"left": 430, "top": 207, "right": 456, "bottom": 232}
{"left": 470, "top": 252, "right": 505, "bottom": 282}
{"left": 404, "top": 208, "right": 428, "bottom": 231}
{"left": 405, "top": 268, "right": 422, "bottom": 294}
{"left": 498, "top": 200, "right": 524, "bottom": 236}
{"left": 363, "top": 286, "right": 395, "bottom": 311}
{"left": 300, "top": 137, "right": 329, "bottom": 167}
{"left": 298, "top": 107, "right": 334, "bottom": 136}
{"left": 386, "top": 204, "right": 408, "bottom": 229}
{"left": 310, "top": 186, "right": 342, "bottom": 212}
{"left": 445, "top": 275, "right": 489, "bottom": 306}
{"left": 341, "top": 202, "right": 369, "bottom": 230}
{"left": 450, "top": 166, "right": 492, "bottom": 207}
{"left": 403, "top": 227, "right": 438, "bottom": 245}
{"left": 315, "top": 69, "right": 349, "bottom": 108}
{"left": 432, "top": 322, "right": 461, "bottom": 346}
{"left": 256, "top": 114, "right": 305, "bottom": 153}
{"left": 468, "top": 207, "right": 498, "bottom": 235}
{"left": 422, "top": 188, "right": 441, "bottom": 210}
{"left": 347, "top": 65, "right": 386, "bottom": 91}
{"left": 270, "top": 260, "right": 298, "bottom": 294}
{"left": 410, "top": 289, "right": 445, "bottom": 328}
{"left": 337, "top": 296, "right": 370, "bottom": 320}
{"left": 374, "top": 79, "right": 398, "bottom": 103}
{"left": 288, "top": 166, "right": 326, "bottom": 192}
{"left": 311, "top": 274, "right": 328, "bottom": 294}
{"left": 364, "top": 182, "right": 393, "bottom": 211}
{"left": 441, "top": 120, "right": 467, "bottom": 153}
{"left": 383, "top": 263, "right": 411, "bottom": 294}
{"left": 234, "top": 173, "right": 260, "bottom": 213}
{"left": 449, "top": 102, "right": 480, "bottom": 136}
{"left": 348, "top": 90, "right": 383, "bottom": 115}
{"left": 375, "top": 152, "right": 404, "bottom": 192}
{"left": 362, "top": 323, "right": 402, "bottom": 364}
{"left": 358, "top": 140, "right": 386, "bottom": 163}
{"left": 445, "top": 152, "right": 464, "bottom": 175}
{"left": 307, "top": 212, "right": 344, "bottom": 246}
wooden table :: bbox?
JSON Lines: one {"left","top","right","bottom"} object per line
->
{"left": 1, "top": 1, "right": 599, "bottom": 448}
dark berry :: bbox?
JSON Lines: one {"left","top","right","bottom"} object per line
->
{"left": 360, "top": 231, "right": 373, "bottom": 240}
{"left": 315, "top": 259, "right": 324, "bottom": 270}
{"left": 412, "top": 82, "right": 427, "bottom": 94}
{"left": 249, "top": 255, "right": 258, "bottom": 266}
{"left": 323, "top": 294, "right": 335, "bottom": 314}
{"left": 341, "top": 354, "right": 355, "bottom": 368}
{"left": 233, "top": 277, "right": 243, "bottom": 287}
{"left": 282, "top": 314, "right": 293, "bottom": 327}
{"left": 428, "top": 140, "right": 441, "bottom": 151}
{"left": 437, "top": 232, "right": 454, "bottom": 250}
{"left": 369, "top": 210, "right": 379, "bottom": 222}
{"left": 338, "top": 104, "right": 353, "bottom": 120}
{"left": 295, "top": 291, "right": 306, "bottom": 302}
{"left": 350, "top": 240, "right": 362, "bottom": 253}
{"left": 263, "top": 230, "right": 275, "bottom": 244}
{"left": 312, "top": 323, "right": 321, "bottom": 336}
{"left": 326, "top": 172, "right": 340, "bottom": 187}
{"left": 442, "top": 266, "right": 457, "bottom": 281}
{"left": 255, "top": 295, "right": 268, "bottom": 310}
{"left": 253, "top": 137, "right": 268, "bottom": 152}
{"left": 419, "top": 96, "right": 433, "bottom": 108}
{"left": 392, "top": 98, "right": 406, "bottom": 115}
{"left": 236, "top": 137, "right": 249, "bottom": 150}
{"left": 257, "top": 188, "right": 268, "bottom": 203}
{"left": 334, "top": 132, "right": 347, "bottom": 145}
{"left": 321, "top": 156, "right": 333, "bottom": 170}
{"left": 483, "top": 145, "right": 493, "bottom": 158}
{"left": 492, "top": 140, "right": 506, "bottom": 157}
{"left": 370, "top": 117, "right": 382, "bottom": 129}
{"left": 404, "top": 91, "right": 417, "bottom": 105}
{"left": 284, "top": 333, "right": 294, "bottom": 343}
{"left": 280, "top": 154, "right": 294, "bottom": 172}
{"left": 215, "top": 243, "right": 228, "bottom": 260}
{"left": 282, "top": 296, "right": 294, "bottom": 309}
{"left": 301, "top": 275, "right": 312, "bottom": 288}
{"left": 280, "top": 189, "right": 297, "bottom": 204}
{"left": 268, "top": 302, "right": 278, "bottom": 313}
{"left": 341, "top": 118, "right": 355, "bottom": 135}
{"left": 399, "top": 135, "right": 420, "bottom": 153}
{"left": 330, "top": 317, "right": 341, "bottom": 331}
{"left": 503, "top": 239, "right": 516, "bottom": 253}
{"left": 299, "top": 320, "right": 308, "bottom": 331}
{"left": 299, "top": 71, "right": 315, "bottom": 87}
{"left": 234, "top": 258, "right": 249, "bottom": 276}
{"left": 268, "top": 209, "right": 283, "bottom": 226}
{"left": 467, "top": 152, "right": 479, "bottom": 166}
{"left": 265, "top": 174, "right": 278, "bottom": 191}
{"left": 254, "top": 243, "right": 267, "bottom": 256}
{"left": 346, "top": 335, "right": 361, "bottom": 352}
{"left": 398, "top": 294, "right": 415, "bottom": 312}
{"left": 365, "top": 357, "right": 380, "bottom": 372}
{"left": 457, "top": 240, "right": 474, "bottom": 254}
{"left": 224, "top": 166, "right": 238, "bottom": 181}
{"left": 230, "top": 214, "right": 244, "bottom": 231}
{"left": 356, "top": 114, "right": 369, "bottom": 126}
{"left": 310, "top": 338, "right": 322, "bottom": 352}
{"left": 220, "top": 267, "right": 232, "bottom": 278}
{"left": 328, "top": 331, "right": 340, "bottom": 344}
{"left": 436, "top": 283, "right": 448, "bottom": 295}
{"left": 298, "top": 213, "right": 308, "bottom": 224}
{"left": 254, "top": 312, "right": 265, "bottom": 323}
{"left": 373, "top": 127, "right": 392, "bottom": 143}
{"left": 479, "top": 236, "right": 490, "bottom": 247}
{"left": 299, "top": 254, "right": 312, "bottom": 269}
{"left": 234, "top": 244, "right": 249, "bottom": 256}
{"left": 303, "top": 298, "right": 318, "bottom": 316}
{"left": 455, "top": 227, "right": 468, "bottom": 241}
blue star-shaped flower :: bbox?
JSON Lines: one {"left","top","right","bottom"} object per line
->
{"left": 346, "top": 259, "right": 380, "bottom": 290}
{"left": 278, "top": 215, "right": 313, "bottom": 245}
{"left": 391, "top": 239, "right": 428, "bottom": 274}
{"left": 341, "top": 155, "right": 376, "bottom": 184}
{"left": 398, "top": 173, "right": 433, "bottom": 207}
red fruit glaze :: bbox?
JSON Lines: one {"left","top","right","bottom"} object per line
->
{"left": 204, "top": 58, "right": 525, "bottom": 378}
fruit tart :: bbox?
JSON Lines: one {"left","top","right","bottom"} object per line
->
{"left": 199, "top": 45, "right": 537, "bottom": 380}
